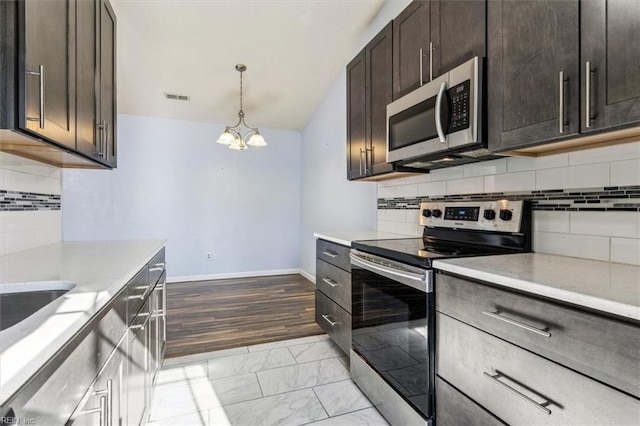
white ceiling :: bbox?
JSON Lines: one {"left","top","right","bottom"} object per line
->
{"left": 113, "top": 0, "right": 386, "bottom": 131}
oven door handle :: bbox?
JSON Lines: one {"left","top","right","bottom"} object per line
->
{"left": 350, "top": 253, "right": 427, "bottom": 285}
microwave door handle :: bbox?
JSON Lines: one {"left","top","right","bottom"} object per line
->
{"left": 435, "top": 81, "right": 447, "bottom": 143}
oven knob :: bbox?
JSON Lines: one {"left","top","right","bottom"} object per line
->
{"left": 483, "top": 209, "right": 496, "bottom": 220}
{"left": 499, "top": 209, "right": 513, "bottom": 221}
{"left": 432, "top": 209, "right": 442, "bottom": 218}
{"left": 422, "top": 209, "right": 432, "bottom": 218}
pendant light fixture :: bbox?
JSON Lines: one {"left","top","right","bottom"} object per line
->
{"left": 216, "top": 64, "right": 267, "bottom": 150}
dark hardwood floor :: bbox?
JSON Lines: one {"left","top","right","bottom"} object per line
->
{"left": 165, "top": 274, "right": 323, "bottom": 358}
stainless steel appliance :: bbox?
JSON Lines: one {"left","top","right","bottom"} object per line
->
{"left": 350, "top": 200, "right": 532, "bottom": 426}
{"left": 386, "top": 57, "right": 497, "bottom": 170}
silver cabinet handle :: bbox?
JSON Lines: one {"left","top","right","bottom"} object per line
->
{"left": 104, "top": 122, "right": 110, "bottom": 161}
{"left": 149, "top": 267, "right": 164, "bottom": 272}
{"left": 78, "top": 395, "right": 107, "bottom": 426}
{"left": 429, "top": 41, "right": 434, "bottom": 82}
{"left": 435, "top": 81, "right": 447, "bottom": 143}
{"left": 26, "top": 65, "right": 45, "bottom": 128}
{"left": 322, "top": 251, "right": 339, "bottom": 259}
{"left": 558, "top": 71, "right": 564, "bottom": 133}
{"left": 359, "top": 147, "right": 365, "bottom": 176}
{"left": 585, "top": 61, "right": 591, "bottom": 128}
{"left": 483, "top": 372, "right": 552, "bottom": 415}
{"left": 96, "top": 121, "right": 106, "bottom": 157}
{"left": 139, "top": 284, "right": 153, "bottom": 300}
{"left": 482, "top": 310, "right": 551, "bottom": 338}
{"left": 130, "top": 311, "right": 152, "bottom": 331}
{"left": 153, "top": 262, "right": 166, "bottom": 268}
{"left": 419, "top": 48, "right": 424, "bottom": 87}
{"left": 93, "top": 379, "right": 113, "bottom": 426}
{"left": 322, "top": 278, "right": 339, "bottom": 287}
{"left": 322, "top": 314, "right": 338, "bottom": 327}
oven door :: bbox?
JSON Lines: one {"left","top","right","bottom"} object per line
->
{"left": 350, "top": 250, "right": 434, "bottom": 420}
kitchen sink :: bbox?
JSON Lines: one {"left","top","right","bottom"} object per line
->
{"left": 0, "top": 281, "right": 76, "bottom": 331}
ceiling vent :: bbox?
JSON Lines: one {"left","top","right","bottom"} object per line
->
{"left": 164, "top": 93, "right": 190, "bottom": 101}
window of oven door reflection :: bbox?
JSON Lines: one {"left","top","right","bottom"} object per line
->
{"left": 352, "top": 267, "right": 432, "bottom": 418}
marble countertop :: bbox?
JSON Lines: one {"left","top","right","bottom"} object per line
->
{"left": 313, "top": 231, "right": 411, "bottom": 247}
{"left": 433, "top": 253, "right": 640, "bottom": 322}
{"left": 0, "top": 239, "right": 166, "bottom": 404}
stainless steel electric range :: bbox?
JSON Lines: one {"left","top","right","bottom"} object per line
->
{"left": 349, "top": 200, "right": 532, "bottom": 426}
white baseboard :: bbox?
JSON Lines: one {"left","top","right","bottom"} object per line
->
{"left": 167, "top": 268, "right": 303, "bottom": 284}
{"left": 299, "top": 269, "right": 315, "bottom": 284}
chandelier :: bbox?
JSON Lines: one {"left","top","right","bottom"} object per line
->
{"left": 216, "top": 64, "right": 267, "bottom": 150}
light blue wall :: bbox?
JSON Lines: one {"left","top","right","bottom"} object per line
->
{"left": 298, "top": 0, "right": 412, "bottom": 278}
{"left": 63, "top": 114, "right": 302, "bottom": 278}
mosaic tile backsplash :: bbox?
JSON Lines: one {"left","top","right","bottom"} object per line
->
{"left": 377, "top": 186, "right": 640, "bottom": 212}
{"left": 0, "top": 190, "right": 61, "bottom": 211}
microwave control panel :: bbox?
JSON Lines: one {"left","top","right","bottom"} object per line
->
{"left": 448, "top": 80, "right": 470, "bottom": 132}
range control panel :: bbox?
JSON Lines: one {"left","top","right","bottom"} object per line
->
{"left": 420, "top": 200, "right": 525, "bottom": 233}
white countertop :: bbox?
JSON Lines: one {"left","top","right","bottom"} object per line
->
{"left": 313, "top": 231, "right": 410, "bottom": 247}
{"left": 433, "top": 253, "right": 640, "bottom": 322}
{"left": 0, "top": 239, "right": 166, "bottom": 404}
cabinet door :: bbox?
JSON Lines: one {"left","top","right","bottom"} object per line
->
{"left": 346, "top": 50, "right": 367, "bottom": 180}
{"left": 68, "top": 345, "right": 125, "bottom": 426}
{"left": 365, "top": 22, "right": 393, "bottom": 177}
{"left": 99, "top": 0, "right": 117, "bottom": 168}
{"left": 127, "top": 304, "right": 149, "bottom": 426}
{"left": 487, "top": 0, "right": 579, "bottom": 152}
{"left": 22, "top": 0, "right": 76, "bottom": 148}
{"left": 581, "top": 0, "right": 640, "bottom": 133}
{"left": 392, "top": 0, "right": 430, "bottom": 100}
{"left": 75, "top": 0, "right": 101, "bottom": 161}
{"left": 430, "top": 0, "right": 486, "bottom": 79}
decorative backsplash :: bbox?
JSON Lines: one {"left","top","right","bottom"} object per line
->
{"left": 0, "top": 190, "right": 61, "bottom": 211}
{"left": 377, "top": 186, "right": 640, "bottom": 212}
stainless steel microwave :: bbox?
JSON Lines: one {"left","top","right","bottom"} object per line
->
{"left": 386, "top": 57, "right": 483, "bottom": 164}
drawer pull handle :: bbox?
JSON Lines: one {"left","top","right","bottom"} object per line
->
{"left": 322, "top": 314, "right": 338, "bottom": 327}
{"left": 483, "top": 372, "right": 552, "bottom": 415}
{"left": 322, "top": 251, "right": 339, "bottom": 259}
{"left": 482, "top": 311, "right": 551, "bottom": 338}
{"left": 322, "top": 278, "right": 339, "bottom": 287}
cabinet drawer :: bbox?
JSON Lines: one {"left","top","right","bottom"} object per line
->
{"left": 435, "top": 377, "right": 505, "bottom": 426}
{"left": 316, "top": 239, "right": 351, "bottom": 272}
{"left": 316, "top": 259, "right": 351, "bottom": 312}
{"left": 437, "top": 313, "right": 640, "bottom": 425}
{"left": 148, "top": 247, "right": 166, "bottom": 286}
{"left": 436, "top": 272, "right": 640, "bottom": 398}
{"left": 315, "top": 290, "right": 351, "bottom": 354}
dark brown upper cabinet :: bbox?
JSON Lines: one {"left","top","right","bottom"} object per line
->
{"left": 489, "top": 0, "right": 640, "bottom": 154}
{"left": 581, "top": 0, "right": 640, "bottom": 134}
{"left": 347, "top": 23, "right": 394, "bottom": 180}
{"left": 392, "top": 0, "right": 486, "bottom": 101}
{"left": 21, "top": 0, "right": 77, "bottom": 149}
{"left": 0, "top": 0, "right": 117, "bottom": 169}
{"left": 430, "top": 0, "right": 486, "bottom": 79}
{"left": 487, "top": 0, "right": 580, "bottom": 153}
{"left": 347, "top": 50, "right": 367, "bottom": 180}
{"left": 392, "top": 1, "right": 430, "bottom": 100}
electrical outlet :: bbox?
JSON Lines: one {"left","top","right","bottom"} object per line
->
{"left": 205, "top": 251, "right": 212, "bottom": 261}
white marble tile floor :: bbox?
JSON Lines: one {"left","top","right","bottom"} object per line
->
{"left": 147, "top": 335, "right": 389, "bottom": 426}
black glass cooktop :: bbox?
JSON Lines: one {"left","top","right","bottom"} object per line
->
{"left": 352, "top": 237, "right": 517, "bottom": 269}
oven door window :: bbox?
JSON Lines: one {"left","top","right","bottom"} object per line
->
{"left": 352, "top": 267, "right": 433, "bottom": 419}
{"left": 388, "top": 96, "right": 439, "bottom": 151}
